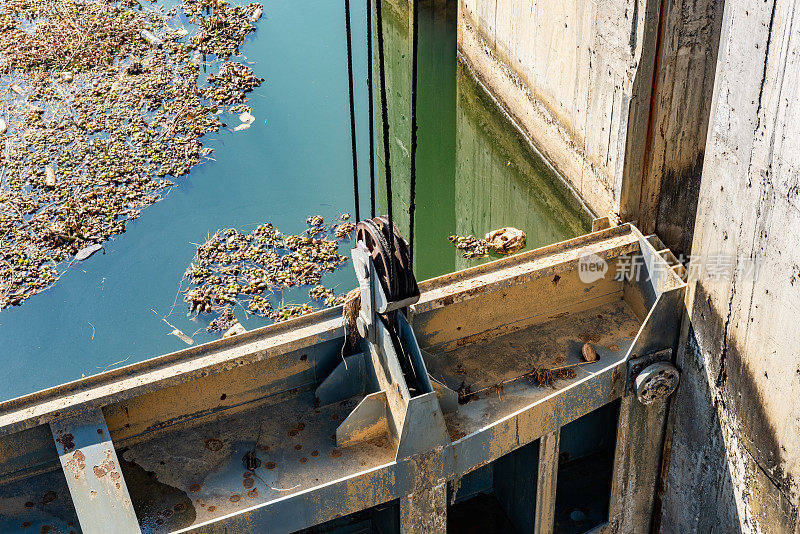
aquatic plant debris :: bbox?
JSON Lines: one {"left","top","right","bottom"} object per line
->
{"left": 448, "top": 234, "right": 489, "bottom": 258}
{"left": 0, "top": 0, "right": 264, "bottom": 310}
{"left": 182, "top": 215, "right": 355, "bottom": 333}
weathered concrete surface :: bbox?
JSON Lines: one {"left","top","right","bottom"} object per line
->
{"left": 458, "top": 0, "right": 724, "bottom": 257}
{"left": 457, "top": 0, "right": 661, "bottom": 217}
{"left": 661, "top": 0, "right": 800, "bottom": 531}
{"left": 625, "top": 0, "right": 725, "bottom": 257}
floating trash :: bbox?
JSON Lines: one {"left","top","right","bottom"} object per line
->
{"left": 448, "top": 227, "right": 527, "bottom": 258}
{"left": 74, "top": 244, "right": 104, "bottom": 262}
{"left": 485, "top": 227, "right": 526, "bottom": 254}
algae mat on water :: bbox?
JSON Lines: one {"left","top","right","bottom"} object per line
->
{"left": 0, "top": 0, "right": 264, "bottom": 309}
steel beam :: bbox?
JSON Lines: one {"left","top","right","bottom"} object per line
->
{"left": 533, "top": 429, "right": 560, "bottom": 534}
{"left": 50, "top": 408, "right": 141, "bottom": 534}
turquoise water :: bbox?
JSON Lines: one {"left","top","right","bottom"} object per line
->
{"left": 0, "top": 0, "right": 589, "bottom": 401}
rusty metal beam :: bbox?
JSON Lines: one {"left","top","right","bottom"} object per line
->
{"left": 49, "top": 408, "right": 141, "bottom": 534}
{"left": 533, "top": 429, "right": 560, "bottom": 534}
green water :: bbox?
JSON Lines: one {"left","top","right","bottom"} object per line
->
{"left": 0, "top": 0, "right": 589, "bottom": 401}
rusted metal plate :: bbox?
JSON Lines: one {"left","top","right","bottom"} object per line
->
{"left": 50, "top": 408, "right": 141, "bottom": 534}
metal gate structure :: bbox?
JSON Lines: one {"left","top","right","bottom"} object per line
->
{"left": 0, "top": 223, "right": 686, "bottom": 533}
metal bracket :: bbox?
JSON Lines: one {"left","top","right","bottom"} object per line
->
{"left": 626, "top": 349, "right": 678, "bottom": 402}
{"left": 49, "top": 408, "right": 141, "bottom": 534}
{"left": 314, "top": 245, "right": 449, "bottom": 459}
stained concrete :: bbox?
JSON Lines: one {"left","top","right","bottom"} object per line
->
{"left": 457, "top": 0, "right": 659, "bottom": 218}
{"left": 661, "top": 0, "right": 800, "bottom": 530}
{"left": 457, "top": 0, "right": 723, "bottom": 257}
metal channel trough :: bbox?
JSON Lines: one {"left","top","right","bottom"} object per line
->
{"left": 0, "top": 223, "right": 686, "bottom": 533}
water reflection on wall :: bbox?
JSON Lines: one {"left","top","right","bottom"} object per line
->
{"left": 453, "top": 60, "right": 591, "bottom": 271}
{"left": 375, "top": 0, "right": 590, "bottom": 280}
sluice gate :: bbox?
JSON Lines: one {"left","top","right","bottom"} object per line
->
{"left": 0, "top": 223, "right": 686, "bottom": 533}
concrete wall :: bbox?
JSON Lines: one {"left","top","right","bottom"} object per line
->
{"left": 457, "top": 0, "right": 660, "bottom": 218}
{"left": 457, "top": 0, "right": 723, "bottom": 257}
{"left": 661, "top": 0, "right": 800, "bottom": 531}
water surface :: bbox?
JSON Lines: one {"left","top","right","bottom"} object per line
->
{"left": 0, "top": 0, "right": 589, "bottom": 401}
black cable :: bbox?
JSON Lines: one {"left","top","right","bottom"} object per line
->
{"left": 375, "top": 0, "right": 395, "bottom": 280}
{"left": 344, "top": 0, "right": 360, "bottom": 222}
{"left": 367, "top": 0, "right": 376, "bottom": 219}
{"left": 409, "top": 0, "right": 419, "bottom": 265}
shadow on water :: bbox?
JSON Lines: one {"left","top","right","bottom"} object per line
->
{"left": 0, "top": 0, "right": 588, "bottom": 401}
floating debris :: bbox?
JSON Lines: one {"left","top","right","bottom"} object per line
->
{"left": 223, "top": 322, "right": 246, "bottom": 338}
{"left": 334, "top": 222, "right": 355, "bottom": 239}
{"left": 44, "top": 165, "right": 55, "bottom": 187}
{"left": 0, "top": 0, "right": 264, "bottom": 310}
{"left": 449, "top": 227, "right": 527, "bottom": 258}
{"left": 448, "top": 234, "right": 489, "bottom": 258}
{"left": 181, "top": 216, "right": 357, "bottom": 334}
{"left": 170, "top": 328, "right": 194, "bottom": 345}
{"left": 140, "top": 29, "right": 164, "bottom": 48}
{"left": 485, "top": 227, "right": 526, "bottom": 254}
{"left": 74, "top": 244, "right": 104, "bottom": 262}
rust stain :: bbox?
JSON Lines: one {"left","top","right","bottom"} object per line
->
{"left": 207, "top": 505, "right": 217, "bottom": 512}
{"left": 204, "top": 438, "right": 224, "bottom": 452}
{"left": 92, "top": 454, "right": 116, "bottom": 479}
{"left": 55, "top": 432, "right": 75, "bottom": 453}
{"left": 456, "top": 324, "right": 521, "bottom": 347}
{"left": 610, "top": 367, "right": 623, "bottom": 398}
{"left": 24, "top": 501, "right": 35, "bottom": 508}
{"left": 20, "top": 522, "right": 30, "bottom": 529}
{"left": 247, "top": 489, "right": 258, "bottom": 498}
{"left": 64, "top": 450, "right": 86, "bottom": 479}
{"left": 243, "top": 478, "right": 254, "bottom": 489}
{"left": 174, "top": 502, "right": 187, "bottom": 513}
{"left": 330, "top": 449, "right": 342, "bottom": 458}
{"left": 311, "top": 450, "right": 319, "bottom": 457}
{"left": 294, "top": 444, "right": 302, "bottom": 450}
{"left": 609, "top": 343, "right": 620, "bottom": 351}
{"left": 189, "top": 483, "right": 201, "bottom": 493}
{"left": 579, "top": 332, "right": 602, "bottom": 343}
{"left": 229, "top": 494, "right": 241, "bottom": 503}
{"left": 265, "top": 461, "right": 277, "bottom": 470}
{"left": 552, "top": 274, "right": 561, "bottom": 285}
{"left": 41, "top": 491, "right": 57, "bottom": 505}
